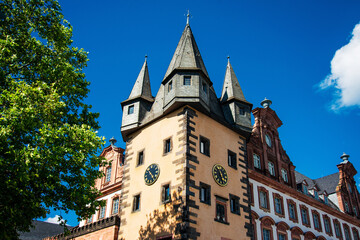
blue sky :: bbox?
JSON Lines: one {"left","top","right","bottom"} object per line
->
{"left": 44, "top": 0, "right": 360, "bottom": 226}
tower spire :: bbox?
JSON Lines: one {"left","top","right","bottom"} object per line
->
{"left": 127, "top": 57, "right": 152, "bottom": 100}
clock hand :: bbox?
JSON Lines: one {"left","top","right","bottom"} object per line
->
{"left": 149, "top": 171, "right": 154, "bottom": 178}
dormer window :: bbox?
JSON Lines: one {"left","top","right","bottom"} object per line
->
{"left": 302, "top": 184, "right": 308, "bottom": 195}
{"left": 184, "top": 76, "right": 191, "bottom": 85}
{"left": 324, "top": 195, "right": 328, "bottom": 204}
{"left": 314, "top": 190, "right": 319, "bottom": 199}
{"left": 202, "top": 82, "right": 207, "bottom": 93}
{"left": 128, "top": 105, "right": 134, "bottom": 114}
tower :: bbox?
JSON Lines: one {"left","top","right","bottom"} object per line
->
{"left": 118, "top": 20, "right": 253, "bottom": 240}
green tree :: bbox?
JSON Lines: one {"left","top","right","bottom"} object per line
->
{"left": 0, "top": 0, "right": 105, "bottom": 238}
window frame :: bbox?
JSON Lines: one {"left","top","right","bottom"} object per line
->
{"left": 323, "top": 214, "right": 333, "bottom": 236}
{"left": 253, "top": 153, "right": 261, "bottom": 169}
{"left": 199, "top": 182, "right": 211, "bottom": 205}
{"left": 312, "top": 210, "right": 322, "bottom": 232}
{"left": 183, "top": 76, "right": 191, "bottom": 86}
{"left": 105, "top": 166, "right": 112, "bottom": 183}
{"left": 352, "top": 227, "right": 360, "bottom": 240}
{"left": 99, "top": 203, "right": 106, "bottom": 220}
{"left": 258, "top": 186, "right": 270, "bottom": 212}
{"left": 214, "top": 196, "right": 229, "bottom": 225}
{"left": 137, "top": 150, "right": 144, "bottom": 166}
{"left": 168, "top": 80, "right": 173, "bottom": 92}
{"left": 161, "top": 183, "right": 171, "bottom": 204}
{"left": 287, "top": 199, "right": 298, "bottom": 223}
{"left": 132, "top": 193, "right": 141, "bottom": 212}
{"left": 228, "top": 150, "right": 237, "bottom": 169}
{"left": 334, "top": 219, "right": 342, "bottom": 239}
{"left": 163, "top": 137, "right": 172, "bottom": 154}
{"left": 199, "top": 136, "right": 210, "bottom": 157}
{"left": 273, "top": 193, "right": 284, "bottom": 217}
{"left": 268, "top": 161, "right": 275, "bottom": 176}
{"left": 344, "top": 224, "right": 352, "bottom": 240}
{"left": 229, "top": 194, "right": 240, "bottom": 215}
{"left": 128, "top": 105, "right": 134, "bottom": 115}
{"left": 299, "top": 204, "right": 310, "bottom": 227}
{"left": 281, "top": 168, "right": 288, "bottom": 183}
{"left": 112, "top": 197, "right": 120, "bottom": 215}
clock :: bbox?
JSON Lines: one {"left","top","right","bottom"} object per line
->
{"left": 265, "top": 134, "right": 272, "bottom": 147}
{"left": 212, "top": 164, "right": 228, "bottom": 186}
{"left": 144, "top": 164, "right": 160, "bottom": 185}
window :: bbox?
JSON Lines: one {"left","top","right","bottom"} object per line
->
{"left": 200, "top": 136, "right": 210, "bottom": 156}
{"left": 99, "top": 205, "right": 106, "bottom": 219}
{"left": 263, "top": 228, "right": 271, "bottom": 240}
{"left": 324, "top": 195, "right": 328, "bottom": 204}
{"left": 312, "top": 211, "right": 321, "bottom": 231}
{"left": 274, "top": 197, "right": 283, "bottom": 215}
{"left": 249, "top": 184, "right": 254, "bottom": 205}
{"left": 268, "top": 162, "right": 275, "bottom": 176}
{"left": 199, "top": 182, "right": 211, "bottom": 205}
{"left": 288, "top": 202, "right": 296, "bottom": 220}
{"left": 344, "top": 225, "right": 351, "bottom": 240}
{"left": 202, "top": 82, "right": 207, "bottom": 93}
{"left": 228, "top": 150, "right": 237, "bottom": 169}
{"left": 354, "top": 207, "right": 358, "bottom": 216}
{"left": 353, "top": 228, "right": 359, "bottom": 240}
{"left": 314, "top": 190, "right": 319, "bottom": 199}
{"left": 281, "top": 168, "right": 288, "bottom": 183}
{"left": 183, "top": 76, "right": 191, "bottom": 85}
{"left": 128, "top": 105, "right": 134, "bottom": 114}
{"left": 215, "top": 197, "right": 228, "bottom": 224}
{"left": 162, "top": 184, "right": 171, "bottom": 203}
{"left": 259, "top": 190, "right": 268, "bottom": 210}
{"left": 300, "top": 205, "right": 309, "bottom": 226}
{"left": 229, "top": 194, "right": 240, "bottom": 215}
{"left": 137, "top": 151, "right": 144, "bottom": 166}
{"left": 253, "top": 154, "right": 261, "bottom": 169}
{"left": 112, "top": 198, "right": 119, "bottom": 214}
{"left": 133, "top": 194, "right": 140, "bottom": 212}
{"left": 348, "top": 183, "right": 352, "bottom": 193}
{"left": 302, "top": 184, "right": 308, "bottom": 195}
{"left": 334, "top": 220, "right": 342, "bottom": 238}
{"left": 278, "top": 233, "right": 286, "bottom": 240}
{"left": 105, "top": 166, "right": 112, "bottom": 183}
{"left": 168, "top": 81, "right": 173, "bottom": 92}
{"left": 345, "top": 201, "right": 350, "bottom": 213}
{"left": 238, "top": 106, "right": 245, "bottom": 115}
{"left": 164, "top": 138, "right": 172, "bottom": 154}
{"left": 323, "top": 215, "right": 332, "bottom": 235}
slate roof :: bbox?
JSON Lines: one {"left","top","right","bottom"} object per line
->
{"left": 126, "top": 58, "right": 153, "bottom": 102}
{"left": 295, "top": 171, "right": 340, "bottom": 195}
{"left": 220, "top": 58, "right": 248, "bottom": 104}
{"left": 19, "top": 221, "right": 72, "bottom": 240}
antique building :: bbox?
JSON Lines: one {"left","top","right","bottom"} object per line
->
{"left": 46, "top": 19, "right": 360, "bottom": 240}
{"left": 247, "top": 99, "right": 360, "bottom": 240}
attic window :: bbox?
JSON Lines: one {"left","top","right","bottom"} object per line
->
{"left": 128, "top": 105, "right": 134, "bottom": 114}
{"left": 184, "top": 76, "right": 191, "bottom": 85}
{"left": 314, "top": 190, "right": 319, "bottom": 199}
{"left": 302, "top": 184, "right": 308, "bottom": 195}
{"left": 202, "top": 82, "right": 207, "bottom": 93}
{"left": 238, "top": 107, "right": 245, "bottom": 115}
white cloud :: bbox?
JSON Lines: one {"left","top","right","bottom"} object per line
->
{"left": 320, "top": 23, "right": 360, "bottom": 111}
{"left": 44, "top": 215, "right": 65, "bottom": 225}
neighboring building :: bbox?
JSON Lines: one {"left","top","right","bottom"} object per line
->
{"left": 247, "top": 99, "right": 360, "bottom": 240}
{"left": 19, "top": 221, "right": 71, "bottom": 240}
{"left": 46, "top": 20, "right": 360, "bottom": 240}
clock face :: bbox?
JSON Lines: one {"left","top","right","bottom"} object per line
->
{"left": 265, "top": 134, "right": 272, "bottom": 147}
{"left": 212, "top": 164, "right": 228, "bottom": 186}
{"left": 144, "top": 164, "right": 160, "bottom": 186}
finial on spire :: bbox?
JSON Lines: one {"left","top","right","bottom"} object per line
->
{"left": 109, "top": 137, "right": 117, "bottom": 146}
{"left": 340, "top": 152, "right": 350, "bottom": 163}
{"left": 186, "top": 10, "right": 190, "bottom": 25}
{"left": 145, "top": 54, "right": 148, "bottom": 61}
{"left": 227, "top": 55, "right": 230, "bottom": 63}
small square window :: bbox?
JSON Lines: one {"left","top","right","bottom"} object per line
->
{"left": 133, "top": 194, "right": 141, "bottom": 212}
{"left": 105, "top": 166, "right": 112, "bottom": 183}
{"left": 229, "top": 194, "right": 240, "bottom": 215}
{"left": 137, "top": 151, "right": 144, "bottom": 166}
{"left": 184, "top": 76, "right": 191, "bottom": 85}
{"left": 168, "top": 81, "right": 173, "bottom": 92}
{"left": 164, "top": 138, "right": 172, "bottom": 154}
{"left": 200, "top": 182, "right": 211, "bottom": 205}
{"left": 238, "top": 107, "right": 245, "bottom": 115}
{"left": 112, "top": 198, "right": 119, "bottom": 214}
{"left": 128, "top": 105, "right": 134, "bottom": 114}
{"left": 200, "top": 136, "right": 210, "bottom": 156}
{"left": 162, "top": 184, "right": 171, "bottom": 203}
{"left": 228, "top": 150, "right": 237, "bottom": 169}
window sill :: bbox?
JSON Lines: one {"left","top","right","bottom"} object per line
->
{"left": 214, "top": 218, "right": 229, "bottom": 225}
{"left": 259, "top": 207, "right": 270, "bottom": 213}
{"left": 275, "top": 212, "right": 285, "bottom": 218}
{"left": 200, "top": 200, "right": 211, "bottom": 205}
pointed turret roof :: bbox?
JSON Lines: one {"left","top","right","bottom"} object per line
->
{"left": 220, "top": 58, "right": 248, "bottom": 103}
{"left": 163, "top": 24, "right": 209, "bottom": 81}
{"left": 127, "top": 58, "right": 153, "bottom": 101}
